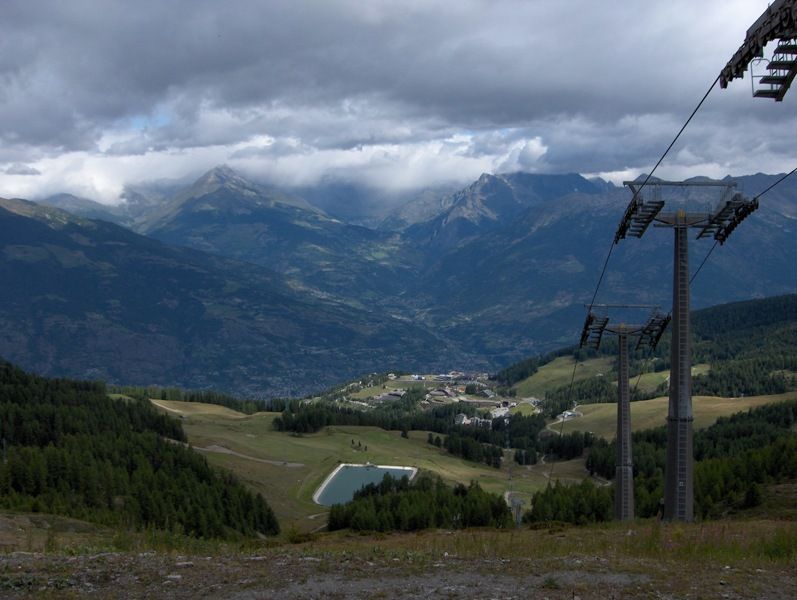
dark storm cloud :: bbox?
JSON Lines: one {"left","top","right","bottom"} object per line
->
{"left": 4, "top": 163, "right": 41, "bottom": 176}
{"left": 0, "top": 0, "right": 789, "bottom": 197}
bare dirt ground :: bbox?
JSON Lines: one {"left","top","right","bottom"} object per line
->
{"left": 0, "top": 548, "right": 794, "bottom": 599}
{"left": 1, "top": 522, "right": 795, "bottom": 600}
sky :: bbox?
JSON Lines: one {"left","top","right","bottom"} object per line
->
{"left": 0, "top": 0, "right": 794, "bottom": 203}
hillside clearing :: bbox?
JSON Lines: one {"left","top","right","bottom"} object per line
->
{"left": 554, "top": 391, "right": 797, "bottom": 438}
{"left": 150, "top": 399, "right": 247, "bottom": 418}
{"left": 513, "top": 356, "right": 614, "bottom": 398}
{"left": 513, "top": 355, "right": 712, "bottom": 398}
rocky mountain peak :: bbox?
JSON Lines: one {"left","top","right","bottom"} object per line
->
{"left": 189, "top": 165, "right": 260, "bottom": 198}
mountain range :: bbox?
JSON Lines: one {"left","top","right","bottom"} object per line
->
{"left": 0, "top": 196, "right": 461, "bottom": 396}
{"left": 4, "top": 165, "right": 795, "bottom": 395}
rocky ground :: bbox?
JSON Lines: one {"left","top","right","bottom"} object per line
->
{"left": 1, "top": 512, "right": 795, "bottom": 599}
{"left": 0, "top": 544, "right": 794, "bottom": 599}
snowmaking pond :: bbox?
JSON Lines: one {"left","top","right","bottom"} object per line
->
{"left": 313, "top": 463, "right": 418, "bottom": 506}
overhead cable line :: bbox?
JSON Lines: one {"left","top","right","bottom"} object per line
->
{"left": 547, "top": 356, "right": 581, "bottom": 480}
{"left": 688, "top": 166, "right": 796, "bottom": 288}
{"left": 753, "top": 165, "right": 797, "bottom": 200}
{"left": 690, "top": 240, "right": 719, "bottom": 286}
{"left": 588, "top": 240, "right": 617, "bottom": 311}
{"left": 629, "top": 347, "right": 655, "bottom": 402}
{"left": 589, "top": 75, "right": 721, "bottom": 315}
{"left": 630, "top": 75, "right": 721, "bottom": 202}
{"left": 550, "top": 75, "right": 722, "bottom": 483}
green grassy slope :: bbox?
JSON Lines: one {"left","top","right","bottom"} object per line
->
{"left": 508, "top": 294, "right": 797, "bottom": 403}
{"left": 513, "top": 357, "right": 711, "bottom": 399}
{"left": 553, "top": 391, "right": 797, "bottom": 438}
{"left": 153, "top": 391, "right": 797, "bottom": 531}
{"left": 513, "top": 356, "right": 613, "bottom": 398}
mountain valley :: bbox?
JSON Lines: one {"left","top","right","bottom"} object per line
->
{"left": 13, "top": 166, "right": 797, "bottom": 395}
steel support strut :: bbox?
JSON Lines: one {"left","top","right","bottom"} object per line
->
{"left": 615, "top": 332, "right": 634, "bottom": 521}
{"left": 664, "top": 212, "right": 694, "bottom": 522}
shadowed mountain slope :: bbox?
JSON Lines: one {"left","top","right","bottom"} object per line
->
{"left": 409, "top": 173, "right": 797, "bottom": 364}
{"left": 0, "top": 197, "right": 465, "bottom": 396}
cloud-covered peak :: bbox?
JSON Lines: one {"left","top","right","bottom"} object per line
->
{"left": 194, "top": 164, "right": 252, "bottom": 190}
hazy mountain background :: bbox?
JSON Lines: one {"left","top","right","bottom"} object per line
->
{"left": 0, "top": 196, "right": 465, "bottom": 396}
{"left": 10, "top": 166, "right": 796, "bottom": 396}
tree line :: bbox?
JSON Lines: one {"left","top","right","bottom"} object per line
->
{"left": 442, "top": 433, "right": 504, "bottom": 468}
{"left": 327, "top": 473, "right": 511, "bottom": 532}
{"left": 540, "top": 376, "right": 663, "bottom": 419}
{"left": 107, "top": 384, "right": 289, "bottom": 415}
{"left": 275, "top": 402, "right": 549, "bottom": 468}
{"left": 540, "top": 430, "right": 596, "bottom": 460}
{"left": 524, "top": 479, "right": 612, "bottom": 525}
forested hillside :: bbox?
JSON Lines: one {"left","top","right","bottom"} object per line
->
{"left": 0, "top": 361, "right": 279, "bottom": 538}
{"left": 689, "top": 294, "right": 797, "bottom": 396}
{"left": 582, "top": 399, "right": 797, "bottom": 520}
{"left": 497, "top": 294, "right": 797, "bottom": 410}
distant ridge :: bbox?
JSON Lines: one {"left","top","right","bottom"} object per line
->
{"left": 0, "top": 195, "right": 462, "bottom": 396}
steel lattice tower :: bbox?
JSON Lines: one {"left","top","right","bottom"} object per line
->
{"left": 665, "top": 212, "right": 694, "bottom": 520}
{"left": 581, "top": 306, "right": 669, "bottom": 521}
{"left": 616, "top": 331, "right": 633, "bottom": 520}
{"left": 614, "top": 180, "right": 758, "bottom": 521}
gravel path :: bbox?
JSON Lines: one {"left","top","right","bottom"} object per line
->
{"left": 196, "top": 445, "right": 304, "bottom": 468}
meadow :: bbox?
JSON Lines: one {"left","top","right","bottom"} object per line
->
{"left": 3, "top": 510, "right": 796, "bottom": 599}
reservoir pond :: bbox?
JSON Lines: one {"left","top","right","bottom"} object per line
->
{"left": 314, "top": 463, "right": 417, "bottom": 506}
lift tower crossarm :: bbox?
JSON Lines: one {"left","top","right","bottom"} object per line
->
{"left": 615, "top": 181, "right": 734, "bottom": 244}
{"left": 696, "top": 193, "right": 759, "bottom": 245}
{"left": 580, "top": 312, "right": 609, "bottom": 349}
{"left": 636, "top": 312, "right": 671, "bottom": 351}
{"left": 579, "top": 307, "right": 669, "bottom": 353}
{"left": 617, "top": 180, "right": 755, "bottom": 245}
{"left": 719, "top": 0, "right": 797, "bottom": 99}
{"left": 614, "top": 191, "right": 664, "bottom": 243}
